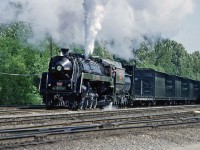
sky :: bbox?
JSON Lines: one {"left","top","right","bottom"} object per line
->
{"left": 0, "top": 0, "right": 199, "bottom": 57}
{"left": 173, "top": 0, "right": 200, "bottom": 53}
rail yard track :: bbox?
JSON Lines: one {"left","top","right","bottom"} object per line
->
{"left": 0, "top": 104, "right": 199, "bottom": 116}
{"left": 1, "top": 104, "right": 200, "bottom": 115}
{"left": 1, "top": 105, "right": 200, "bottom": 149}
{"left": 1, "top": 110, "right": 200, "bottom": 149}
{"left": 1, "top": 105, "right": 200, "bottom": 127}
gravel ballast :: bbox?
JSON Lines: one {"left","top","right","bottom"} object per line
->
{"left": 16, "top": 124, "right": 200, "bottom": 150}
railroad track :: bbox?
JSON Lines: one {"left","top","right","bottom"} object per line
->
{"left": 1, "top": 105, "right": 200, "bottom": 127}
{"left": 0, "top": 111, "right": 200, "bottom": 149}
{"left": 0, "top": 104, "right": 199, "bottom": 116}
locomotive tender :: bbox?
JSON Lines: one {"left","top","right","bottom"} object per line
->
{"left": 39, "top": 48, "right": 200, "bottom": 109}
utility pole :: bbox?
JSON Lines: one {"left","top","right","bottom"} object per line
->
{"left": 49, "top": 36, "right": 53, "bottom": 58}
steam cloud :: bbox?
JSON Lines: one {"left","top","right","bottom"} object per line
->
{"left": 83, "top": 0, "right": 108, "bottom": 56}
{"left": 0, "top": 0, "right": 195, "bottom": 58}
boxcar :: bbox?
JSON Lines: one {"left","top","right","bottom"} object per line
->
{"left": 134, "top": 69, "right": 154, "bottom": 101}
{"left": 189, "top": 79, "right": 199, "bottom": 101}
{"left": 134, "top": 68, "right": 199, "bottom": 104}
{"left": 196, "top": 81, "right": 200, "bottom": 103}
{"left": 134, "top": 69, "right": 174, "bottom": 102}
{"left": 175, "top": 76, "right": 190, "bottom": 101}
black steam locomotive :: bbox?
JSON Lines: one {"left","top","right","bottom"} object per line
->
{"left": 39, "top": 48, "right": 200, "bottom": 109}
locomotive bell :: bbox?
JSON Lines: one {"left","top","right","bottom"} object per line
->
{"left": 60, "top": 48, "right": 69, "bottom": 56}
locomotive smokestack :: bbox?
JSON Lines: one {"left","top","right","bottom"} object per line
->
{"left": 61, "top": 48, "right": 69, "bottom": 56}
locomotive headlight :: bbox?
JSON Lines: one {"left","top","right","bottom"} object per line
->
{"left": 56, "top": 65, "right": 62, "bottom": 71}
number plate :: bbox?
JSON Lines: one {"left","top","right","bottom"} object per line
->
{"left": 53, "top": 86, "right": 66, "bottom": 91}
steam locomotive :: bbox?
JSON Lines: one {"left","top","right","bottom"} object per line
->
{"left": 39, "top": 48, "right": 200, "bottom": 109}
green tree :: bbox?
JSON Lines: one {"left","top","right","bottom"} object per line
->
{"left": 191, "top": 51, "right": 200, "bottom": 80}
{"left": 135, "top": 37, "right": 199, "bottom": 80}
{"left": 0, "top": 22, "right": 50, "bottom": 105}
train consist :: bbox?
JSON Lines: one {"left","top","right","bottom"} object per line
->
{"left": 39, "top": 48, "right": 200, "bottom": 109}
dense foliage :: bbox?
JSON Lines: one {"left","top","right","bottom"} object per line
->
{"left": 0, "top": 22, "right": 50, "bottom": 105}
{"left": 0, "top": 22, "right": 199, "bottom": 105}
{"left": 135, "top": 38, "right": 200, "bottom": 80}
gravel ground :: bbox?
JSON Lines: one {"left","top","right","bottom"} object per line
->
{"left": 16, "top": 124, "right": 200, "bottom": 150}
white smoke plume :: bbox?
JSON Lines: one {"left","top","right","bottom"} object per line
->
{"left": 83, "top": 0, "right": 108, "bottom": 56}
{"left": 0, "top": 0, "right": 196, "bottom": 58}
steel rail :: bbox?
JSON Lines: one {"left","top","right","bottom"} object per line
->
{"left": 0, "top": 111, "right": 199, "bottom": 135}
{"left": 0, "top": 112, "right": 199, "bottom": 136}
{"left": 0, "top": 105, "right": 199, "bottom": 127}
{"left": 0, "top": 110, "right": 196, "bottom": 127}
{"left": 0, "top": 104, "right": 199, "bottom": 118}
{"left": 0, "top": 115, "right": 200, "bottom": 149}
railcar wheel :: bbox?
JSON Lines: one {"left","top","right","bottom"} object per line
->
{"left": 127, "top": 100, "right": 134, "bottom": 107}
{"left": 184, "top": 100, "right": 188, "bottom": 105}
{"left": 44, "top": 94, "right": 55, "bottom": 110}
{"left": 46, "top": 101, "right": 54, "bottom": 110}
{"left": 152, "top": 101, "right": 156, "bottom": 106}
{"left": 147, "top": 102, "right": 152, "bottom": 107}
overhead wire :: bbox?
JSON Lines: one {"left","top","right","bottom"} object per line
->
{"left": 0, "top": 72, "right": 40, "bottom": 77}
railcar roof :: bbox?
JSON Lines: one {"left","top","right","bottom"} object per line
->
{"left": 136, "top": 68, "right": 200, "bottom": 81}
